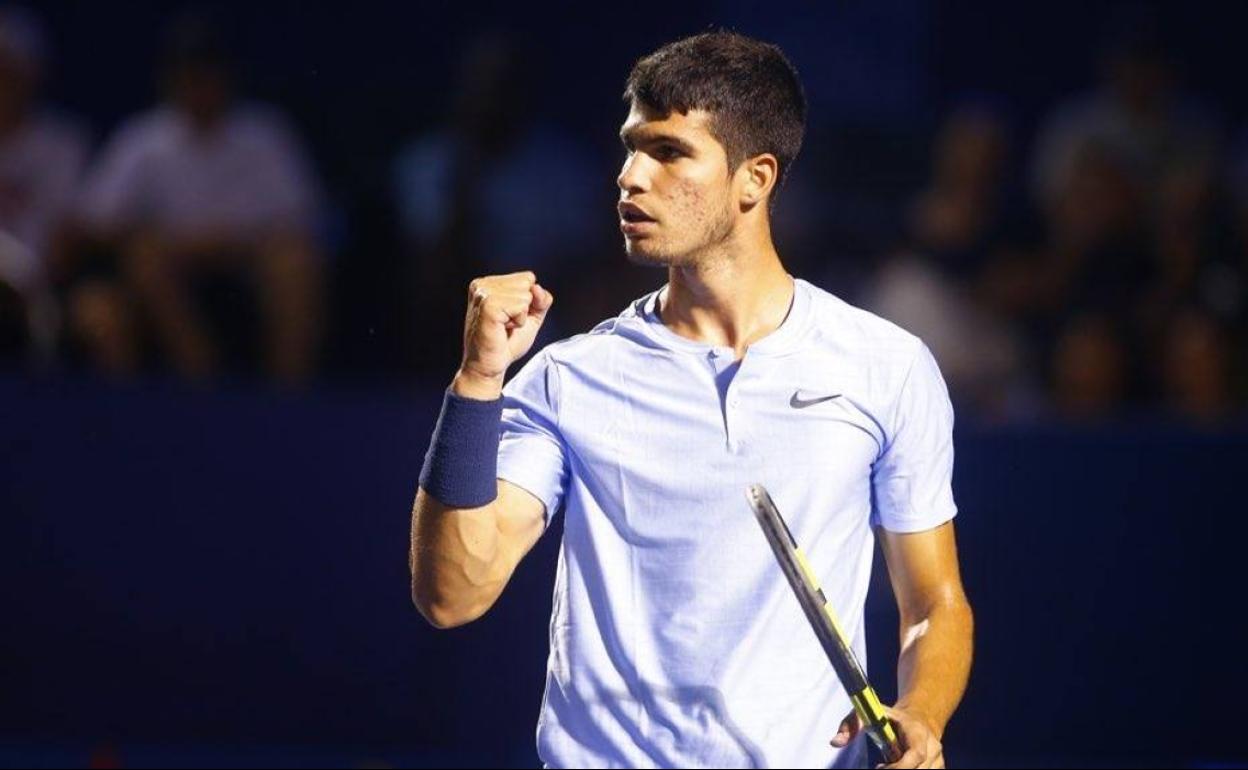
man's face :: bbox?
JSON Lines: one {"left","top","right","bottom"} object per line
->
{"left": 170, "top": 63, "right": 231, "bottom": 129}
{"left": 617, "top": 102, "right": 738, "bottom": 267}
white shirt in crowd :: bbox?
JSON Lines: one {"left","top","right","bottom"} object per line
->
{"left": 78, "top": 103, "right": 321, "bottom": 244}
{"left": 0, "top": 112, "right": 87, "bottom": 293}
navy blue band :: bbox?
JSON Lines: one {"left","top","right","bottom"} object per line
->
{"left": 419, "top": 389, "right": 504, "bottom": 508}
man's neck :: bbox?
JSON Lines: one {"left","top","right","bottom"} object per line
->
{"left": 659, "top": 232, "right": 794, "bottom": 359}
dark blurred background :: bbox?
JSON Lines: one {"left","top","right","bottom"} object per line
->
{"left": 1, "top": 1, "right": 1246, "bottom": 767}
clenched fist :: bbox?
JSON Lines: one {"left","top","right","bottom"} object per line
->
{"left": 452, "top": 271, "right": 554, "bottom": 400}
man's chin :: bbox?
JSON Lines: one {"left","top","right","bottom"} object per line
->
{"left": 624, "top": 238, "right": 686, "bottom": 267}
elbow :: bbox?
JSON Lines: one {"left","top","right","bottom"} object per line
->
{"left": 940, "top": 594, "right": 975, "bottom": 643}
{"left": 903, "top": 589, "right": 974, "bottom": 631}
{"left": 410, "top": 584, "right": 486, "bottom": 630}
{"left": 417, "top": 601, "right": 476, "bottom": 630}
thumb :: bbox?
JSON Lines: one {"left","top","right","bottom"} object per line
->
{"left": 831, "top": 710, "right": 862, "bottom": 748}
{"left": 530, "top": 283, "right": 554, "bottom": 318}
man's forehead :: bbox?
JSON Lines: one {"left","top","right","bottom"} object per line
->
{"left": 620, "top": 104, "right": 714, "bottom": 142}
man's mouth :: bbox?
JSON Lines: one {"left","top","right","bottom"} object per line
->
{"left": 618, "top": 202, "right": 656, "bottom": 223}
{"left": 619, "top": 202, "right": 657, "bottom": 236}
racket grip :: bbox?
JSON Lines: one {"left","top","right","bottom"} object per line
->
{"left": 869, "top": 720, "right": 904, "bottom": 764}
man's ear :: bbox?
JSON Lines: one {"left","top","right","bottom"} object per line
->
{"left": 739, "top": 153, "right": 778, "bottom": 209}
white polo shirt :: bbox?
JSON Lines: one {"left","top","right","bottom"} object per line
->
{"left": 497, "top": 277, "right": 957, "bottom": 769}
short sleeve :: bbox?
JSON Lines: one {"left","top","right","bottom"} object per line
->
{"left": 871, "top": 342, "right": 958, "bottom": 533}
{"left": 497, "top": 350, "right": 569, "bottom": 526}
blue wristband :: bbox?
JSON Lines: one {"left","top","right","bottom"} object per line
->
{"left": 419, "top": 388, "right": 505, "bottom": 508}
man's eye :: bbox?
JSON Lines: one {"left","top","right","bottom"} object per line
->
{"left": 655, "top": 146, "right": 682, "bottom": 161}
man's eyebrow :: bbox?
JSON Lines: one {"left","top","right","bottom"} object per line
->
{"left": 619, "top": 128, "right": 696, "bottom": 152}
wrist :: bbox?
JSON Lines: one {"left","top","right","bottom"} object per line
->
{"left": 893, "top": 700, "right": 945, "bottom": 739}
{"left": 419, "top": 387, "right": 505, "bottom": 509}
{"left": 452, "top": 367, "right": 504, "bottom": 401}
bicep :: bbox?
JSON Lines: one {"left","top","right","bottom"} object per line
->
{"left": 878, "top": 521, "right": 969, "bottom": 622}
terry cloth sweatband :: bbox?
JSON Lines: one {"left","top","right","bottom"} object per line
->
{"left": 418, "top": 388, "right": 504, "bottom": 508}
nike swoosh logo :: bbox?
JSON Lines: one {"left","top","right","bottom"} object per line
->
{"left": 790, "top": 392, "right": 843, "bottom": 409}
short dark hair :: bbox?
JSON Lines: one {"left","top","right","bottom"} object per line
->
{"left": 624, "top": 31, "right": 807, "bottom": 194}
{"left": 161, "top": 11, "right": 233, "bottom": 74}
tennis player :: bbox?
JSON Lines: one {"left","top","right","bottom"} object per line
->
{"left": 411, "top": 31, "right": 973, "bottom": 769}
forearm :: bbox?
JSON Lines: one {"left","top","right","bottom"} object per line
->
{"left": 410, "top": 488, "right": 511, "bottom": 628}
{"left": 894, "top": 597, "right": 974, "bottom": 737}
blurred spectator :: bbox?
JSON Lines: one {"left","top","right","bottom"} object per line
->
{"left": 0, "top": 7, "right": 89, "bottom": 360}
{"left": 393, "top": 32, "right": 605, "bottom": 370}
{"left": 74, "top": 12, "right": 325, "bottom": 384}
{"left": 908, "top": 103, "right": 1012, "bottom": 278}
{"left": 866, "top": 104, "right": 1033, "bottom": 416}
{"left": 1020, "top": 13, "right": 1248, "bottom": 423}
{"left": 1038, "top": 139, "right": 1153, "bottom": 320}
{"left": 1141, "top": 149, "right": 1243, "bottom": 333}
{"left": 1051, "top": 314, "right": 1132, "bottom": 421}
{"left": 866, "top": 253, "right": 1030, "bottom": 417}
{"left": 1030, "top": 11, "right": 1220, "bottom": 217}
{"left": 1160, "top": 308, "right": 1237, "bottom": 424}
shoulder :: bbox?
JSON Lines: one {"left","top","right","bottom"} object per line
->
{"left": 802, "top": 279, "right": 925, "bottom": 370}
{"left": 95, "top": 107, "right": 184, "bottom": 163}
{"left": 28, "top": 111, "right": 89, "bottom": 151}
{"left": 117, "top": 107, "right": 179, "bottom": 142}
{"left": 232, "top": 104, "right": 292, "bottom": 140}
{"left": 539, "top": 289, "right": 668, "bottom": 369}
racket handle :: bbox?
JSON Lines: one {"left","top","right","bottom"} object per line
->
{"left": 868, "top": 720, "right": 904, "bottom": 764}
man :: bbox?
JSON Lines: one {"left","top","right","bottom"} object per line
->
{"left": 76, "top": 13, "right": 323, "bottom": 383}
{"left": 411, "top": 32, "right": 973, "bottom": 769}
{"left": 0, "top": 7, "right": 88, "bottom": 359}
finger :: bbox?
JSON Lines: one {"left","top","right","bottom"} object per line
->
{"left": 878, "top": 746, "right": 923, "bottom": 769}
{"left": 481, "top": 297, "right": 533, "bottom": 328}
{"left": 468, "top": 272, "right": 537, "bottom": 299}
{"left": 831, "top": 710, "right": 862, "bottom": 747}
{"left": 481, "top": 291, "right": 537, "bottom": 312}
{"left": 530, "top": 283, "right": 554, "bottom": 316}
{"left": 504, "top": 302, "right": 528, "bottom": 328}
{"left": 495, "top": 270, "right": 537, "bottom": 290}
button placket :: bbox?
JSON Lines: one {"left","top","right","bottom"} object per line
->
{"left": 724, "top": 359, "right": 745, "bottom": 452}
{"left": 708, "top": 349, "right": 739, "bottom": 448}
